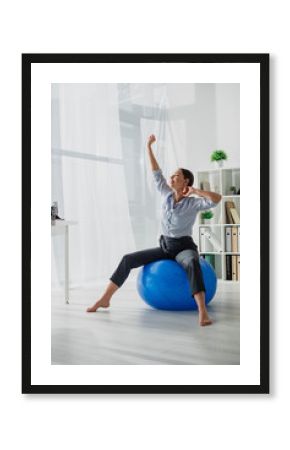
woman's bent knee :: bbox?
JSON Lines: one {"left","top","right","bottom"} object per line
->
{"left": 178, "top": 256, "right": 198, "bottom": 268}
{"left": 122, "top": 253, "right": 132, "bottom": 263}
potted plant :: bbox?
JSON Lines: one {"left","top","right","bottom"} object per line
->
{"left": 201, "top": 210, "right": 214, "bottom": 224}
{"left": 229, "top": 186, "right": 237, "bottom": 195}
{"left": 210, "top": 150, "right": 228, "bottom": 167}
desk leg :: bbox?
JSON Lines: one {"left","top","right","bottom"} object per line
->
{"left": 65, "top": 225, "right": 69, "bottom": 304}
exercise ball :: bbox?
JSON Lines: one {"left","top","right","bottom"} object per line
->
{"left": 137, "top": 258, "right": 217, "bottom": 311}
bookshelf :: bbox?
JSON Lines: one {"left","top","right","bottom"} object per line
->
{"left": 193, "top": 167, "right": 240, "bottom": 282}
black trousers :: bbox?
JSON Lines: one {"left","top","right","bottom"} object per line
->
{"left": 110, "top": 235, "right": 205, "bottom": 296}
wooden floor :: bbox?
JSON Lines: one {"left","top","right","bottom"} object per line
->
{"left": 51, "top": 277, "right": 240, "bottom": 365}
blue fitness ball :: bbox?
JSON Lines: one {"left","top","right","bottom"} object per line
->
{"left": 137, "top": 258, "right": 217, "bottom": 311}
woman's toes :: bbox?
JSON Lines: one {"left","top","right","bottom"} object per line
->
{"left": 200, "top": 319, "right": 213, "bottom": 326}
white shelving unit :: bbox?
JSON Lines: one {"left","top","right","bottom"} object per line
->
{"left": 193, "top": 167, "right": 240, "bottom": 281}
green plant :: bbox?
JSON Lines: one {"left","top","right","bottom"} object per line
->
{"left": 211, "top": 150, "right": 228, "bottom": 162}
{"left": 201, "top": 210, "right": 214, "bottom": 220}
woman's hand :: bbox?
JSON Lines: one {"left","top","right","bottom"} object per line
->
{"left": 147, "top": 134, "right": 156, "bottom": 147}
{"left": 147, "top": 134, "right": 159, "bottom": 171}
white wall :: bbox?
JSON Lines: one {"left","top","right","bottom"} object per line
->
{"left": 216, "top": 83, "right": 240, "bottom": 168}
{"left": 181, "top": 83, "right": 240, "bottom": 173}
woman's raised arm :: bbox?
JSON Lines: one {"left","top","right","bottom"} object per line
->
{"left": 147, "top": 134, "right": 172, "bottom": 197}
{"left": 147, "top": 134, "right": 160, "bottom": 171}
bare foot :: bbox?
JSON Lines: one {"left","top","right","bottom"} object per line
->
{"left": 86, "top": 298, "right": 110, "bottom": 313}
{"left": 199, "top": 310, "right": 213, "bottom": 327}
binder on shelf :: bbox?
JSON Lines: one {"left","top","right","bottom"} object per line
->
{"left": 197, "top": 167, "right": 240, "bottom": 281}
{"left": 199, "top": 227, "right": 206, "bottom": 252}
{"left": 231, "top": 226, "right": 238, "bottom": 253}
{"left": 204, "top": 229, "right": 222, "bottom": 252}
{"left": 205, "top": 254, "right": 215, "bottom": 268}
{"left": 232, "top": 255, "right": 237, "bottom": 281}
{"left": 225, "top": 227, "right": 232, "bottom": 252}
{"left": 226, "top": 255, "right": 232, "bottom": 280}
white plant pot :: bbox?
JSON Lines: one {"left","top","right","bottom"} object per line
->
{"left": 216, "top": 160, "right": 224, "bottom": 168}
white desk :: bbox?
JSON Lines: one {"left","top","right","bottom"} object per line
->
{"left": 51, "top": 220, "right": 77, "bottom": 304}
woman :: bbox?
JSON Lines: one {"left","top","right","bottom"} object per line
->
{"left": 87, "top": 134, "right": 221, "bottom": 326}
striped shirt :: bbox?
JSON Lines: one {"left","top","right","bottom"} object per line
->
{"left": 153, "top": 169, "right": 218, "bottom": 238}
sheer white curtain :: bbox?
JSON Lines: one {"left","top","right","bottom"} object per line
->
{"left": 137, "top": 84, "right": 192, "bottom": 244}
{"left": 51, "top": 82, "right": 201, "bottom": 290}
{"left": 51, "top": 84, "right": 136, "bottom": 289}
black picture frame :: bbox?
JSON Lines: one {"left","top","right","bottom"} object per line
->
{"left": 22, "top": 53, "right": 269, "bottom": 394}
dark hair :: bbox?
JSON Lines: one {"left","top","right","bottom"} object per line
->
{"left": 180, "top": 168, "right": 194, "bottom": 187}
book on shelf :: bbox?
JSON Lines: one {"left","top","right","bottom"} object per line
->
{"left": 238, "top": 228, "right": 240, "bottom": 253}
{"left": 237, "top": 256, "right": 240, "bottom": 281}
{"left": 230, "top": 207, "right": 240, "bottom": 224}
{"left": 200, "top": 180, "right": 211, "bottom": 191}
{"left": 225, "top": 201, "right": 235, "bottom": 224}
{"left": 225, "top": 201, "right": 240, "bottom": 225}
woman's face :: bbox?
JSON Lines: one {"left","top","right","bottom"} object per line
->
{"left": 170, "top": 169, "right": 188, "bottom": 191}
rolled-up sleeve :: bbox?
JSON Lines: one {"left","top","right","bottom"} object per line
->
{"left": 152, "top": 169, "right": 172, "bottom": 197}
{"left": 193, "top": 196, "right": 219, "bottom": 211}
